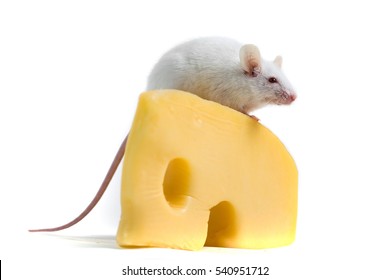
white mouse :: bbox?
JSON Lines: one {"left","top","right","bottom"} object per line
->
{"left": 29, "top": 37, "right": 296, "bottom": 233}
{"left": 147, "top": 37, "right": 296, "bottom": 114}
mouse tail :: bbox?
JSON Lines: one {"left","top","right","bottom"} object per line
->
{"left": 29, "top": 134, "right": 128, "bottom": 232}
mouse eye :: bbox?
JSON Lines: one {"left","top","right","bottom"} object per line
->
{"left": 268, "top": 77, "right": 278, "bottom": 83}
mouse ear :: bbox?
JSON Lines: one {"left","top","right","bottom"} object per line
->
{"left": 274, "top": 56, "right": 283, "bottom": 68}
{"left": 240, "top": 44, "right": 261, "bottom": 77}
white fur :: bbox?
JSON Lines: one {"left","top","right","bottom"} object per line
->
{"left": 147, "top": 37, "right": 296, "bottom": 113}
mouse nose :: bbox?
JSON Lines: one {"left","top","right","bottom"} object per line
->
{"left": 289, "top": 93, "right": 297, "bottom": 102}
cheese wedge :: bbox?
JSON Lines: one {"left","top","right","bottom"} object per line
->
{"left": 117, "top": 90, "right": 298, "bottom": 250}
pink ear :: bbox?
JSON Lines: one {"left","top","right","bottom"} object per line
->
{"left": 239, "top": 44, "right": 261, "bottom": 76}
{"left": 274, "top": 56, "right": 283, "bottom": 68}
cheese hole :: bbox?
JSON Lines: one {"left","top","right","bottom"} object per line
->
{"left": 205, "top": 201, "right": 237, "bottom": 247}
{"left": 163, "top": 158, "right": 190, "bottom": 209}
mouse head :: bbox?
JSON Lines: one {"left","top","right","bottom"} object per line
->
{"left": 239, "top": 44, "right": 297, "bottom": 111}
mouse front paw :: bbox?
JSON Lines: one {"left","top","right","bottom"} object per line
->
{"left": 248, "top": 114, "right": 260, "bottom": 122}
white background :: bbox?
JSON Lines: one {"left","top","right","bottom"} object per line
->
{"left": 1, "top": 0, "right": 390, "bottom": 279}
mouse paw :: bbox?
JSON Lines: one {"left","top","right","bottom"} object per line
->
{"left": 248, "top": 114, "right": 260, "bottom": 122}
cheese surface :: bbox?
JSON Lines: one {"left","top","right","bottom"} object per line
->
{"left": 117, "top": 90, "right": 298, "bottom": 250}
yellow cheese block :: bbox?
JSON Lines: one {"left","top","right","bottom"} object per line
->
{"left": 117, "top": 90, "right": 298, "bottom": 250}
